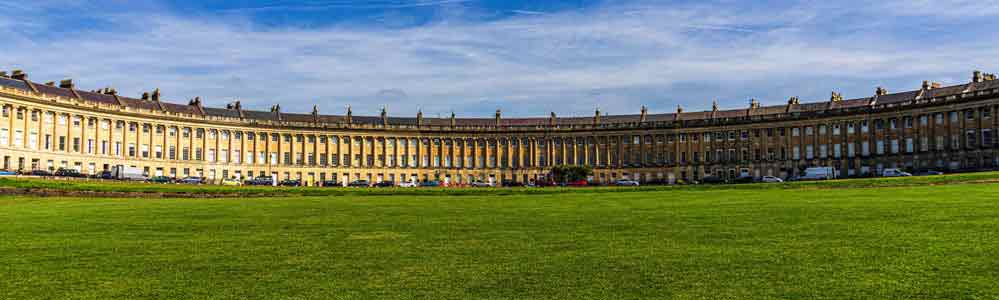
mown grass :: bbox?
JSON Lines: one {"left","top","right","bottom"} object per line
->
{"left": 2, "top": 171, "right": 999, "bottom": 197}
{"left": 1, "top": 180, "right": 998, "bottom": 299}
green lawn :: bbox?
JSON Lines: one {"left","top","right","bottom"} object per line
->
{"left": 3, "top": 171, "right": 999, "bottom": 197}
{"left": 2, "top": 181, "right": 998, "bottom": 299}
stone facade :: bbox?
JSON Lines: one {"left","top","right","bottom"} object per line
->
{"left": 2, "top": 70, "right": 999, "bottom": 186}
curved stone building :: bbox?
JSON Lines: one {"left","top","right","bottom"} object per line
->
{"left": 2, "top": 69, "right": 998, "bottom": 186}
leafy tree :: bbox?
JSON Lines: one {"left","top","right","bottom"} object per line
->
{"left": 549, "top": 165, "right": 594, "bottom": 183}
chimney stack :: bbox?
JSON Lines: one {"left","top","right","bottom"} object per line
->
{"left": 875, "top": 87, "right": 887, "bottom": 96}
{"left": 59, "top": 79, "right": 74, "bottom": 89}
{"left": 974, "top": 70, "right": 984, "bottom": 83}
{"left": 830, "top": 92, "right": 843, "bottom": 102}
{"left": 11, "top": 70, "right": 27, "bottom": 80}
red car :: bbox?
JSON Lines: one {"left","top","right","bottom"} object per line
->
{"left": 566, "top": 180, "right": 588, "bottom": 187}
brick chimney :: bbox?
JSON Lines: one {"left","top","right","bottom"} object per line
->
{"left": 875, "top": 87, "right": 887, "bottom": 96}
{"left": 10, "top": 70, "right": 27, "bottom": 80}
{"left": 59, "top": 79, "right": 74, "bottom": 89}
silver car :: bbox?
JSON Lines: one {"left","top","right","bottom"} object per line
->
{"left": 760, "top": 176, "right": 784, "bottom": 183}
{"left": 614, "top": 179, "right": 640, "bottom": 186}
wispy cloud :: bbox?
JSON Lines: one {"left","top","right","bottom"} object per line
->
{"left": 220, "top": 0, "right": 476, "bottom": 12}
{"left": 0, "top": 0, "right": 997, "bottom": 118}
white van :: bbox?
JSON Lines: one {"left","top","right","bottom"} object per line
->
{"left": 799, "top": 167, "right": 837, "bottom": 181}
{"left": 882, "top": 168, "right": 912, "bottom": 177}
{"left": 111, "top": 165, "right": 147, "bottom": 181}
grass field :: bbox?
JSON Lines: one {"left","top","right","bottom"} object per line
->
{"left": 4, "top": 171, "right": 999, "bottom": 197}
{"left": 2, "top": 176, "right": 999, "bottom": 299}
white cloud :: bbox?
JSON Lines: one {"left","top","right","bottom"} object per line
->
{"left": 1, "top": 0, "right": 997, "bottom": 117}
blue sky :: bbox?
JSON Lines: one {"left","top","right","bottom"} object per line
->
{"left": 2, "top": 0, "right": 999, "bottom": 118}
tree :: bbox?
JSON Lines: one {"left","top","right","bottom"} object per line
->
{"left": 549, "top": 165, "right": 594, "bottom": 183}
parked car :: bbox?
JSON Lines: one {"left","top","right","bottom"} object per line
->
{"left": 221, "top": 178, "right": 243, "bottom": 186}
{"left": 246, "top": 176, "right": 274, "bottom": 186}
{"left": 700, "top": 176, "right": 725, "bottom": 184}
{"left": 54, "top": 168, "right": 84, "bottom": 178}
{"left": 613, "top": 179, "right": 640, "bottom": 186}
{"left": 420, "top": 180, "right": 441, "bottom": 187}
{"left": 760, "top": 176, "right": 784, "bottom": 183}
{"left": 566, "top": 180, "right": 588, "bottom": 187}
{"left": 279, "top": 179, "right": 302, "bottom": 187}
{"left": 0, "top": 170, "right": 17, "bottom": 176}
{"left": 321, "top": 180, "right": 340, "bottom": 187}
{"left": 534, "top": 181, "right": 559, "bottom": 187}
{"left": 147, "top": 176, "right": 174, "bottom": 184}
{"left": 97, "top": 171, "right": 114, "bottom": 180}
{"left": 799, "top": 167, "right": 837, "bottom": 181}
{"left": 374, "top": 181, "right": 396, "bottom": 188}
{"left": 882, "top": 168, "right": 913, "bottom": 177}
{"left": 470, "top": 181, "right": 494, "bottom": 187}
{"left": 177, "top": 176, "right": 205, "bottom": 185}
{"left": 501, "top": 180, "right": 524, "bottom": 187}
{"left": 915, "top": 170, "right": 944, "bottom": 176}
{"left": 347, "top": 180, "right": 370, "bottom": 187}
{"left": 110, "top": 165, "right": 146, "bottom": 181}
{"left": 398, "top": 181, "right": 418, "bottom": 188}
{"left": 28, "top": 170, "right": 52, "bottom": 176}
{"left": 732, "top": 176, "right": 755, "bottom": 184}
